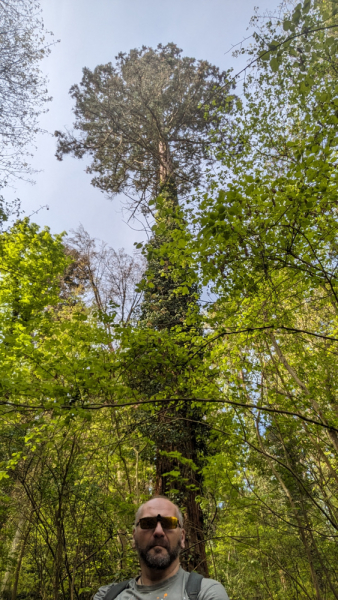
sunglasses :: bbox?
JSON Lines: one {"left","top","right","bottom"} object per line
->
{"left": 136, "top": 514, "right": 181, "bottom": 530}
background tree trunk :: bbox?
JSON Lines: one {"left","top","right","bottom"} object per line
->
{"left": 1, "top": 519, "right": 24, "bottom": 598}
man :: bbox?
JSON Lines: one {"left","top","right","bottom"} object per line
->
{"left": 94, "top": 496, "right": 229, "bottom": 600}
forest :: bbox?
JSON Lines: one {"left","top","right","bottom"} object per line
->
{"left": 1, "top": 0, "right": 338, "bottom": 598}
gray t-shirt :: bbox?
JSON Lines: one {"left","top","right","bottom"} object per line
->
{"left": 93, "top": 567, "right": 229, "bottom": 600}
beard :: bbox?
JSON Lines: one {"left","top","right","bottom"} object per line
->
{"left": 135, "top": 538, "right": 182, "bottom": 570}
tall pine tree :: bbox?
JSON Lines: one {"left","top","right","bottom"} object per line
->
{"left": 56, "top": 43, "right": 232, "bottom": 574}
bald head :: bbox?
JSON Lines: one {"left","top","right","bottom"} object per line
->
{"left": 133, "top": 496, "right": 185, "bottom": 574}
{"left": 134, "top": 496, "right": 183, "bottom": 527}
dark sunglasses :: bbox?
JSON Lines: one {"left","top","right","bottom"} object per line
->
{"left": 136, "top": 514, "right": 181, "bottom": 530}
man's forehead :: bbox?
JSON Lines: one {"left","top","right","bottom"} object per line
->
{"left": 139, "top": 498, "right": 178, "bottom": 518}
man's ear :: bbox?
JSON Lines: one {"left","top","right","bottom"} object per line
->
{"left": 180, "top": 528, "right": 186, "bottom": 549}
{"left": 132, "top": 528, "right": 136, "bottom": 549}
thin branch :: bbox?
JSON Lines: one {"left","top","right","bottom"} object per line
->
{"left": 64, "top": 398, "right": 338, "bottom": 433}
{"left": 182, "top": 325, "right": 338, "bottom": 367}
{"left": 232, "top": 23, "right": 338, "bottom": 82}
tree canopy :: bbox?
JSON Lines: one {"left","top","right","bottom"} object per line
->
{"left": 55, "top": 43, "right": 230, "bottom": 212}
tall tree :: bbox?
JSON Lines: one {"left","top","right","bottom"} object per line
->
{"left": 55, "top": 43, "right": 229, "bottom": 213}
{"left": 56, "top": 43, "right": 232, "bottom": 574}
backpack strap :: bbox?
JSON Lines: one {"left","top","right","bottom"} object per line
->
{"left": 186, "top": 572, "right": 203, "bottom": 600}
{"left": 103, "top": 580, "right": 131, "bottom": 600}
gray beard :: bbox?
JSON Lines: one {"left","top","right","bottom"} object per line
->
{"left": 135, "top": 539, "right": 181, "bottom": 570}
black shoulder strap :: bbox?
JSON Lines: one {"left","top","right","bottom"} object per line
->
{"left": 186, "top": 572, "right": 203, "bottom": 600}
{"left": 103, "top": 580, "right": 131, "bottom": 600}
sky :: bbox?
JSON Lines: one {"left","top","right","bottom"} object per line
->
{"left": 7, "top": 0, "right": 279, "bottom": 253}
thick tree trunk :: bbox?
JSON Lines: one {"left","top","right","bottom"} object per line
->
{"left": 158, "top": 140, "right": 173, "bottom": 186}
{"left": 155, "top": 453, "right": 208, "bottom": 576}
{"left": 154, "top": 407, "right": 209, "bottom": 577}
{"left": 139, "top": 167, "right": 210, "bottom": 575}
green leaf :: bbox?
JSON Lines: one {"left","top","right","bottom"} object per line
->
{"left": 162, "top": 470, "right": 181, "bottom": 478}
{"left": 270, "top": 57, "right": 280, "bottom": 72}
{"left": 218, "top": 189, "right": 226, "bottom": 202}
{"left": 303, "top": 0, "right": 311, "bottom": 13}
{"left": 292, "top": 5, "right": 302, "bottom": 24}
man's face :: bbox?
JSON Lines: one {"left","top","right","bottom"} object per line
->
{"left": 133, "top": 499, "right": 185, "bottom": 570}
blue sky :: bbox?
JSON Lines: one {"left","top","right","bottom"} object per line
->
{"left": 7, "top": 0, "right": 278, "bottom": 252}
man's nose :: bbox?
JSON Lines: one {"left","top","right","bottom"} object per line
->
{"left": 153, "top": 521, "right": 165, "bottom": 536}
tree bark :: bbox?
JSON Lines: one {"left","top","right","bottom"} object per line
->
{"left": 154, "top": 411, "right": 209, "bottom": 577}
{"left": 139, "top": 161, "right": 210, "bottom": 575}
{"left": 1, "top": 519, "right": 24, "bottom": 597}
{"left": 11, "top": 513, "right": 33, "bottom": 600}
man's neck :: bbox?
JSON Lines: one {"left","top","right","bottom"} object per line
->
{"left": 139, "top": 560, "right": 180, "bottom": 586}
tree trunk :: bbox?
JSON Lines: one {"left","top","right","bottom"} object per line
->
{"left": 53, "top": 513, "right": 63, "bottom": 600}
{"left": 154, "top": 408, "right": 209, "bottom": 577}
{"left": 137, "top": 168, "right": 210, "bottom": 575}
{"left": 1, "top": 518, "right": 24, "bottom": 597}
{"left": 11, "top": 515, "right": 33, "bottom": 600}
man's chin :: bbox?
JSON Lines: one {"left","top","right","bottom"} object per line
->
{"left": 144, "top": 548, "right": 170, "bottom": 569}
{"left": 135, "top": 540, "right": 181, "bottom": 570}
{"left": 145, "top": 554, "right": 171, "bottom": 569}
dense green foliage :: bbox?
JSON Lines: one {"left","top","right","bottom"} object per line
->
{"left": 1, "top": 1, "right": 338, "bottom": 599}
